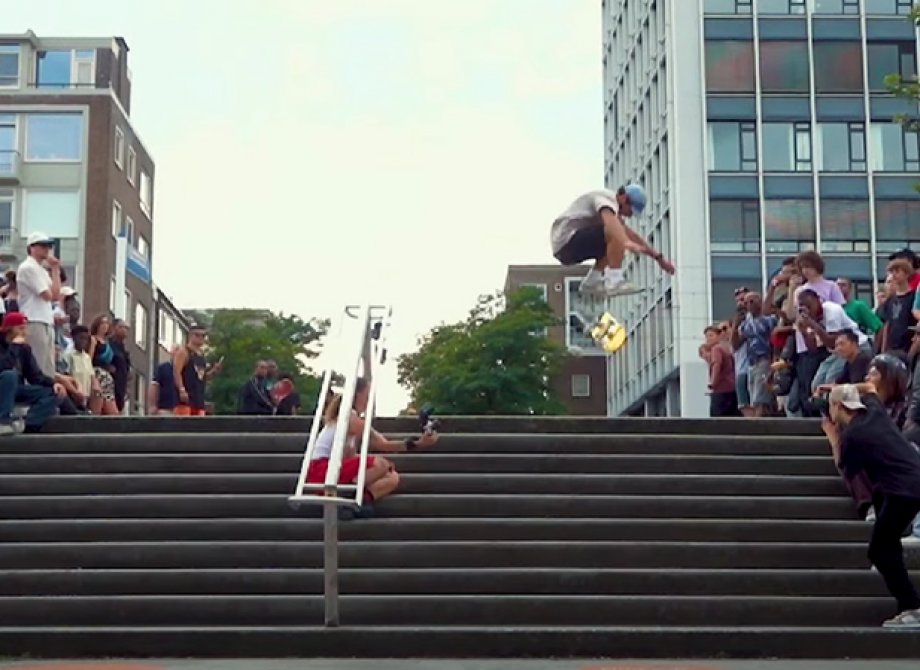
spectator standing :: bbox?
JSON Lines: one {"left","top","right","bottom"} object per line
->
{"left": 0, "top": 312, "right": 65, "bottom": 434}
{"left": 889, "top": 248, "right": 920, "bottom": 293}
{"left": 238, "top": 360, "right": 274, "bottom": 415}
{"left": 61, "top": 286, "right": 80, "bottom": 328}
{"left": 878, "top": 259, "right": 918, "bottom": 355}
{"left": 702, "top": 325, "right": 738, "bottom": 417}
{"left": 174, "top": 324, "right": 221, "bottom": 417}
{"left": 273, "top": 372, "right": 301, "bottom": 416}
{"left": 109, "top": 319, "right": 131, "bottom": 413}
{"left": 2, "top": 270, "right": 18, "bottom": 313}
{"left": 88, "top": 315, "right": 118, "bottom": 416}
{"left": 16, "top": 232, "right": 61, "bottom": 377}
{"left": 836, "top": 277, "right": 882, "bottom": 338}
{"left": 737, "top": 292, "right": 778, "bottom": 417}
{"left": 730, "top": 287, "right": 753, "bottom": 417}
{"left": 907, "top": 325, "right": 920, "bottom": 444}
{"left": 148, "top": 348, "right": 180, "bottom": 416}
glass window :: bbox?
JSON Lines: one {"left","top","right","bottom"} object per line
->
{"left": 711, "top": 256, "right": 763, "bottom": 321}
{"left": 809, "top": 0, "right": 860, "bottom": 13}
{"left": 571, "top": 374, "right": 591, "bottom": 398}
{"left": 820, "top": 199, "right": 871, "bottom": 251}
{"left": 759, "top": 41, "right": 810, "bottom": 93}
{"left": 875, "top": 199, "right": 920, "bottom": 244}
{"left": 759, "top": 0, "right": 806, "bottom": 13}
{"left": 25, "top": 113, "right": 83, "bottom": 161}
{"left": 762, "top": 122, "right": 812, "bottom": 172}
{"left": 140, "top": 171, "right": 152, "bottom": 215}
{"left": 114, "top": 127, "right": 125, "bottom": 168}
{"left": 705, "top": 41, "right": 755, "bottom": 93}
{"left": 0, "top": 45, "right": 19, "bottom": 87}
{"left": 764, "top": 199, "right": 816, "bottom": 252}
{"left": 813, "top": 42, "right": 864, "bottom": 92}
{"left": 36, "top": 50, "right": 73, "bottom": 87}
{"left": 709, "top": 199, "right": 761, "bottom": 252}
{"left": 871, "top": 123, "right": 920, "bottom": 171}
{"left": 0, "top": 190, "right": 13, "bottom": 245}
{"left": 0, "top": 114, "right": 15, "bottom": 175}
{"left": 138, "top": 235, "right": 150, "bottom": 260}
{"left": 817, "top": 122, "right": 866, "bottom": 172}
{"left": 867, "top": 42, "right": 917, "bottom": 91}
{"left": 705, "top": 0, "right": 753, "bottom": 12}
{"left": 566, "top": 277, "right": 608, "bottom": 354}
{"left": 23, "top": 190, "right": 80, "bottom": 238}
{"left": 127, "top": 147, "right": 137, "bottom": 185}
{"left": 125, "top": 216, "right": 135, "bottom": 245}
{"left": 112, "top": 200, "right": 122, "bottom": 238}
{"left": 135, "top": 302, "right": 148, "bottom": 350}
{"left": 864, "top": 0, "right": 914, "bottom": 14}
{"left": 708, "top": 122, "right": 757, "bottom": 171}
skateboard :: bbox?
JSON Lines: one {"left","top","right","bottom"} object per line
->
{"left": 570, "top": 310, "right": 628, "bottom": 354}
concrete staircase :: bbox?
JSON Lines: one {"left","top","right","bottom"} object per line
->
{"left": 0, "top": 416, "right": 918, "bottom": 659}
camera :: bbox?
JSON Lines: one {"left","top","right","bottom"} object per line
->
{"left": 419, "top": 404, "right": 441, "bottom": 435}
{"left": 812, "top": 393, "right": 830, "bottom": 417}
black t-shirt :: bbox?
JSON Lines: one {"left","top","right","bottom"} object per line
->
{"left": 839, "top": 394, "right": 920, "bottom": 500}
{"left": 154, "top": 362, "right": 178, "bottom": 411}
{"left": 181, "top": 349, "right": 208, "bottom": 410}
{"left": 276, "top": 392, "right": 301, "bottom": 416}
{"left": 881, "top": 290, "right": 918, "bottom": 352}
{"left": 837, "top": 351, "right": 873, "bottom": 385}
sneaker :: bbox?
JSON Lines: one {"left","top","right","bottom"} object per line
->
{"left": 882, "top": 608, "right": 920, "bottom": 629}
{"left": 578, "top": 272, "right": 605, "bottom": 295}
{"left": 603, "top": 278, "right": 643, "bottom": 297}
{"left": 866, "top": 508, "right": 877, "bottom": 523}
{"left": 0, "top": 423, "right": 14, "bottom": 437}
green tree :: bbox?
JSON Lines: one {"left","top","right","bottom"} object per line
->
{"left": 200, "top": 309, "right": 329, "bottom": 415}
{"left": 397, "top": 287, "right": 567, "bottom": 415}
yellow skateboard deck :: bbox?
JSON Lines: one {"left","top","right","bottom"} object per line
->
{"left": 589, "top": 312, "right": 628, "bottom": 354}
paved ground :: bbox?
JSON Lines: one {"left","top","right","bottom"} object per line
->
{"left": 0, "top": 661, "right": 917, "bottom": 670}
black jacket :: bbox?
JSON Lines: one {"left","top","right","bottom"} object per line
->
{"left": 238, "top": 378, "right": 274, "bottom": 415}
{"left": 0, "top": 340, "right": 54, "bottom": 387}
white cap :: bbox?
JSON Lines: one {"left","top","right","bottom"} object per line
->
{"left": 60, "top": 287, "right": 77, "bottom": 297}
{"left": 829, "top": 384, "right": 867, "bottom": 411}
{"left": 26, "top": 232, "right": 53, "bottom": 247}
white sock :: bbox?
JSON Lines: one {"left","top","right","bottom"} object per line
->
{"left": 603, "top": 268, "right": 624, "bottom": 282}
{"left": 584, "top": 268, "right": 602, "bottom": 282}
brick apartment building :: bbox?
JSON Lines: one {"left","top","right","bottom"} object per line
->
{"left": 504, "top": 264, "right": 609, "bottom": 416}
{"left": 0, "top": 31, "right": 161, "bottom": 410}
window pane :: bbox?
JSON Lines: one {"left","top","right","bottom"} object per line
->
{"left": 814, "top": 42, "right": 864, "bottom": 92}
{"left": 811, "top": 0, "right": 859, "bottom": 13}
{"left": 140, "top": 172, "right": 152, "bottom": 213}
{"left": 764, "top": 199, "right": 816, "bottom": 246}
{"left": 871, "top": 123, "right": 914, "bottom": 171}
{"left": 23, "top": 191, "right": 80, "bottom": 238}
{"left": 820, "top": 199, "right": 870, "bottom": 245}
{"left": 762, "top": 123, "right": 795, "bottom": 171}
{"left": 705, "top": 41, "right": 755, "bottom": 92}
{"left": 0, "top": 200, "right": 11, "bottom": 230}
{"left": 760, "top": 0, "right": 805, "bottom": 13}
{"left": 875, "top": 199, "right": 920, "bottom": 241}
{"left": 819, "top": 123, "right": 850, "bottom": 171}
{"left": 0, "top": 45, "right": 19, "bottom": 87}
{"left": 759, "top": 41, "right": 810, "bottom": 92}
{"left": 135, "top": 303, "right": 148, "bottom": 349}
{"left": 865, "top": 0, "right": 913, "bottom": 14}
{"left": 711, "top": 256, "right": 763, "bottom": 321}
{"left": 709, "top": 123, "right": 741, "bottom": 170}
{"left": 36, "top": 50, "right": 72, "bottom": 87}
{"left": 710, "top": 199, "right": 761, "bottom": 251}
{"left": 868, "top": 42, "right": 917, "bottom": 91}
{"left": 25, "top": 114, "right": 83, "bottom": 161}
{"left": 705, "top": 0, "right": 750, "bottom": 12}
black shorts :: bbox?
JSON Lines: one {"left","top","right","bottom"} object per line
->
{"left": 554, "top": 223, "right": 606, "bottom": 265}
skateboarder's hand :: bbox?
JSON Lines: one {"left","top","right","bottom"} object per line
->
{"left": 657, "top": 257, "right": 676, "bottom": 274}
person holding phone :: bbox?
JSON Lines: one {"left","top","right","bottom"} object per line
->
{"left": 15, "top": 232, "right": 61, "bottom": 378}
{"left": 173, "top": 324, "right": 222, "bottom": 417}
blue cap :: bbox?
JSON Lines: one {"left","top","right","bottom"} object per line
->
{"left": 624, "top": 183, "right": 647, "bottom": 215}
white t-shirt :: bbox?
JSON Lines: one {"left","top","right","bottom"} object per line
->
{"left": 550, "top": 190, "right": 618, "bottom": 254}
{"left": 802, "top": 301, "right": 868, "bottom": 350}
{"left": 16, "top": 256, "right": 53, "bottom": 325}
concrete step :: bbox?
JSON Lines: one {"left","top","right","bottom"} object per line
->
{"left": 0, "top": 567, "right": 908, "bottom": 597}
{"left": 0, "top": 453, "right": 840, "bottom": 476}
{"left": 0, "top": 541, "right": 876, "bottom": 570}
{"left": 0, "top": 473, "right": 848, "bottom": 497}
{"left": 0, "top": 517, "right": 871, "bottom": 543}
{"left": 43, "top": 415, "right": 823, "bottom": 436}
{"left": 0, "top": 594, "right": 900, "bottom": 627}
{"left": 0, "top": 494, "right": 858, "bottom": 519}
{"left": 7, "top": 433, "right": 832, "bottom": 456}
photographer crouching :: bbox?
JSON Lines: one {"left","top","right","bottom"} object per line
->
{"left": 306, "top": 377, "right": 439, "bottom": 519}
{"left": 822, "top": 383, "right": 920, "bottom": 628}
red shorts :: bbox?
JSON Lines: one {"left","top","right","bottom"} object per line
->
{"left": 307, "top": 456, "right": 377, "bottom": 484}
{"left": 175, "top": 405, "right": 206, "bottom": 417}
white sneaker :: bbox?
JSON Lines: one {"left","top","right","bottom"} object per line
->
{"left": 882, "top": 608, "right": 920, "bottom": 629}
{"left": 0, "top": 423, "right": 14, "bottom": 437}
{"left": 866, "top": 508, "right": 877, "bottom": 523}
{"left": 578, "top": 273, "right": 605, "bottom": 295}
{"left": 603, "top": 278, "right": 643, "bottom": 297}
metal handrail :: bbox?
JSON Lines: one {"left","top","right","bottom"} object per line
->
{"left": 288, "top": 303, "right": 392, "bottom": 626}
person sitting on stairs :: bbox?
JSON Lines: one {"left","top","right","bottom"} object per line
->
{"left": 306, "top": 377, "right": 438, "bottom": 518}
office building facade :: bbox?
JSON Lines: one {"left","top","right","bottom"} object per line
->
{"left": 0, "top": 31, "right": 157, "bottom": 410}
{"left": 505, "top": 265, "right": 611, "bottom": 416}
{"left": 602, "top": 0, "right": 920, "bottom": 417}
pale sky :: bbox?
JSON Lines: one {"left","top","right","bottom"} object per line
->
{"left": 10, "top": 0, "right": 603, "bottom": 414}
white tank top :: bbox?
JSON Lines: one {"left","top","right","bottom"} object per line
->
{"left": 312, "top": 423, "right": 356, "bottom": 460}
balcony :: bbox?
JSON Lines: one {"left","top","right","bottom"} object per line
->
{"left": 0, "top": 228, "right": 14, "bottom": 253}
{"left": 0, "top": 150, "right": 21, "bottom": 185}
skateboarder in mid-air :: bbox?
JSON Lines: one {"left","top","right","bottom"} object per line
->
{"left": 550, "top": 184, "right": 676, "bottom": 297}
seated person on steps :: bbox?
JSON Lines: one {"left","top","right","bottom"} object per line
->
{"left": 550, "top": 184, "right": 675, "bottom": 297}
{"left": 306, "top": 377, "right": 438, "bottom": 517}
{"left": 0, "top": 312, "right": 67, "bottom": 435}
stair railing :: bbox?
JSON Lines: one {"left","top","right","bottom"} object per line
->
{"left": 289, "top": 303, "right": 392, "bottom": 626}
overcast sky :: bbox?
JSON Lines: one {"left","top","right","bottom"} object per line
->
{"left": 10, "top": 0, "right": 603, "bottom": 413}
